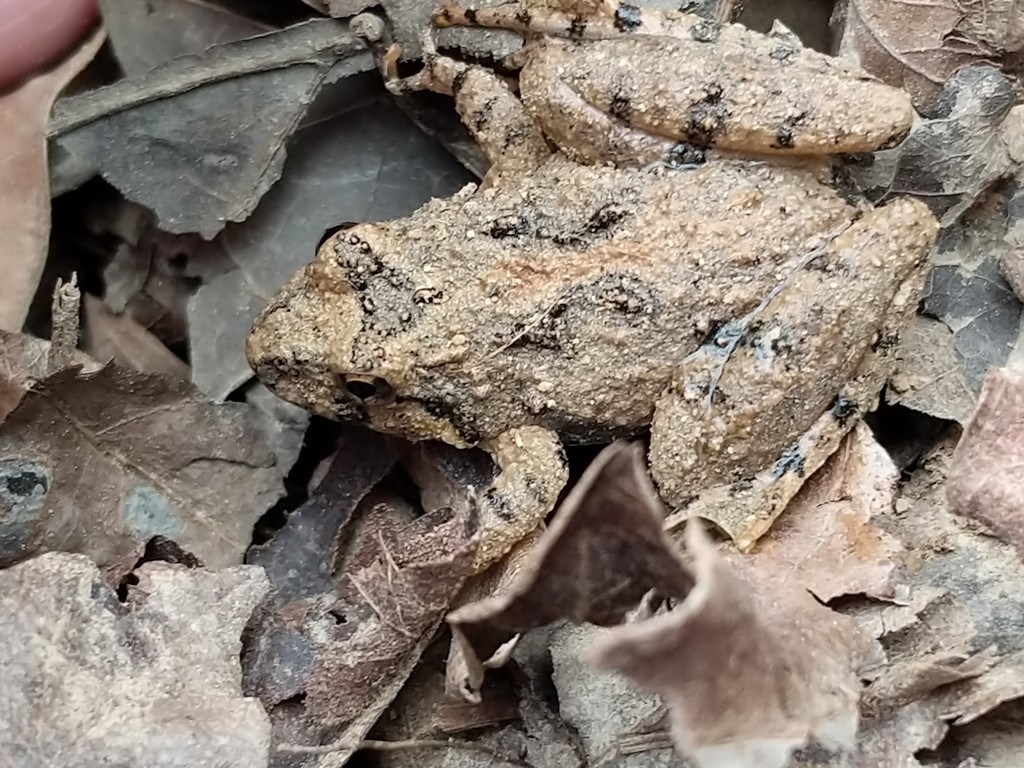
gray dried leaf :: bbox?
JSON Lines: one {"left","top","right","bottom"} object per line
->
{"left": 81, "top": 292, "right": 191, "bottom": 379}
{"left": 99, "top": 0, "right": 273, "bottom": 75}
{"left": 0, "top": 359, "right": 282, "bottom": 575}
{"left": 188, "top": 88, "right": 471, "bottom": 400}
{"left": 924, "top": 192, "right": 1022, "bottom": 392}
{"left": 847, "top": 67, "right": 1024, "bottom": 227}
{"left": 887, "top": 316, "right": 975, "bottom": 423}
{"left": 0, "top": 552, "right": 270, "bottom": 768}
{"left": 243, "top": 381, "right": 311, "bottom": 481}
{"left": 52, "top": 20, "right": 374, "bottom": 238}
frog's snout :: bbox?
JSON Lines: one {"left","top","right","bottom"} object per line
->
{"left": 245, "top": 266, "right": 368, "bottom": 422}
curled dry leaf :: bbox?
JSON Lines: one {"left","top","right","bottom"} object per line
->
{"left": 449, "top": 442, "right": 873, "bottom": 768}
{"left": 0, "top": 552, "right": 270, "bottom": 767}
{"left": 0, "top": 352, "right": 282, "bottom": 576}
{"left": 446, "top": 442, "right": 694, "bottom": 687}
{"left": 591, "top": 523, "right": 867, "bottom": 768}
{"left": 947, "top": 366, "right": 1024, "bottom": 554}
{"left": 836, "top": 0, "right": 1022, "bottom": 111}
{"left": 0, "top": 29, "right": 104, "bottom": 331}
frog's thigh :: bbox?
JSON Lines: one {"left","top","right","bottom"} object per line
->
{"left": 519, "top": 53, "right": 689, "bottom": 167}
{"left": 651, "top": 207, "right": 930, "bottom": 550}
{"left": 474, "top": 426, "right": 568, "bottom": 572}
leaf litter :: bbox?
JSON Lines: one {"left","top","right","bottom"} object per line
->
{"left": 4, "top": 0, "right": 1024, "bottom": 766}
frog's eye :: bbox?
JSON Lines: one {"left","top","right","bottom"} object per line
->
{"left": 342, "top": 374, "right": 394, "bottom": 404}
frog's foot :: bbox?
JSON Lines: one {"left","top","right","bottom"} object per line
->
{"left": 649, "top": 198, "right": 938, "bottom": 550}
{"left": 472, "top": 426, "right": 568, "bottom": 573}
{"left": 433, "top": 0, "right": 698, "bottom": 39}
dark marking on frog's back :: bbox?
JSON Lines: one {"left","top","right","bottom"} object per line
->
{"left": 610, "top": 91, "right": 633, "bottom": 122}
{"left": 829, "top": 394, "right": 857, "bottom": 426}
{"left": 614, "top": 2, "right": 643, "bottom": 32}
{"left": 471, "top": 96, "right": 498, "bottom": 131}
{"left": 568, "top": 14, "right": 587, "bottom": 38}
{"left": 685, "top": 83, "right": 730, "bottom": 145}
{"left": 515, "top": 8, "right": 532, "bottom": 25}
{"left": 487, "top": 213, "right": 532, "bottom": 238}
{"left": 668, "top": 142, "right": 706, "bottom": 167}
{"left": 483, "top": 488, "right": 516, "bottom": 521}
{"left": 770, "top": 444, "right": 805, "bottom": 479}
{"left": 336, "top": 234, "right": 423, "bottom": 344}
{"left": 770, "top": 45, "right": 797, "bottom": 63}
{"left": 773, "top": 112, "right": 807, "bottom": 149}
{"left": 690, "top": 19, "right": 720, "bottom": 43}
{"left": 871, "top": 332, "right": 900, "bottom": 353}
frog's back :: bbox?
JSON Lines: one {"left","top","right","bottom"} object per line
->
{"left": 388, "top": 157, "right": 859, "bottom": 445}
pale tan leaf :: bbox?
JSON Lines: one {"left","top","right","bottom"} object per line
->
{"left": 751, "top": 422, "right": 905, "bottom": 602}
{"left": 947, "top": 366, "right": 1024, "bottom": 553}
{"left": 0, "top": 28, "right": 105, "bottom": 331}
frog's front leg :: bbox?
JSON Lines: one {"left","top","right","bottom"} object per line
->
{"left": 473, "top": 426, "right": 569, "bottom": 572}
{"left": 649, "top": 199, "right": 938, "bottom": 551}
{"left": 372, "top": 35, "right": 551, "bottom": 180}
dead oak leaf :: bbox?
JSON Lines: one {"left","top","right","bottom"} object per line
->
{"left": 590, "top": 522, "right": 869, "bottom": 768}
{"left": 947, "top": 366, "right": 1024, "bottom": 554}
{"left": 0, "top": 552, "right": 270, "bottom": 768}
{"left": 837, "top": 0, "right": 1018, "bottom": 111}
{"left": 449, "top": 442, "right": 872, "bottom": 768}
{"left": 0, "top": 359, "right": 282, "bottom": 576}
{"left": 446, "top": 442, "right": 694, "bottom": 688}
{"left": 750, "top": 422, "right": 906, "bottom": 602}
{"left": 304, "top": 505, "right": 480, "bottom": 730}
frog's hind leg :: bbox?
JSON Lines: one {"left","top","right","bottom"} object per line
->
{"left": 434, "top": 0, "right": 715, "bottom": 41}
{"left": 648, "top": 199, "right": 937, "bottom": 551}
{"left": 518, "top": 41, "right": 708, "bottom": 167}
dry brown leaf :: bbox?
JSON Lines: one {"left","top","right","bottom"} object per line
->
{"left": 943, "top": 649, "right": 1024, "bottom": 726}
{"left": 837, "top": 0, "right": 1018, "bottom": 111}
{"left": 446, "top": 442, "right": 694, "bottom": 688}
{"left": 888, "top": 316, "right": 976, "bottom": 423}
{"left": 0, "top": 331, "right": 101, "bottom": 421}
{"left": 0, "top": 29, "right": 105, "bottom": 331}
{"left": 0, "top": 355, "right": 282, "bottom": 575}
{"left": 0, "top": 552, "right": 270, "bottom": 767}
{"left": 307, "top": 506, "right": 479, "bottom": 726}
{"left": 591, "top": 523, "right": 870, "bottom": 768}
{"left": 947, "top": 366, "right": 1024, "bottom": 553}
{"left": 449, "top": 443, "right": 874, "bottom": 768}
{"left": 81, "top": 292, "right": 190, "bottom": 378}
{"left": 750, "top": 422, "right": 905, "bottom": 602}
